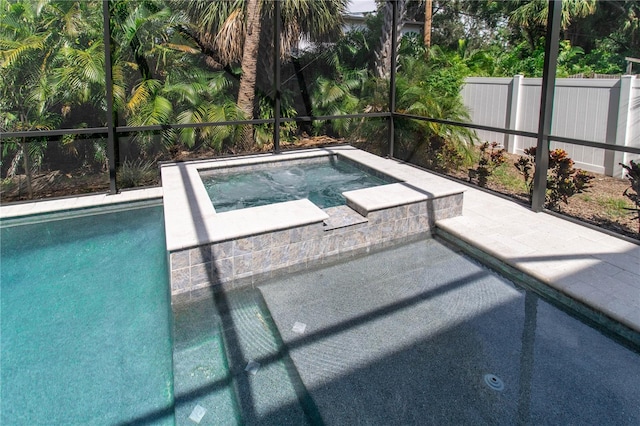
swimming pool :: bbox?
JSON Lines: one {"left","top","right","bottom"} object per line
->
{"left": 172, "top": 287, "right": 319, "bottom": 425}
{"left": 0, "top": 203, "right": 173, "bottom": 425}
{"left": 2, "top": 197, "right": 638, "bottom": 424}
{"left": 200, "top": 156, "right": 397, "bottom": 212}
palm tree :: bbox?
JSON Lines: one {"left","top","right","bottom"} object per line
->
{"left": 108, "top": 1, "right": 243, "bottom": 154}
{"left": 236, "top": 0, "right": 262, "bottom": 149}
{"left": 177, "top": 0, "right": 348, "bottom": 148}
{"left": 1, "top": 0, "right": 103, "bottom": 197}
{"left": 125, "top": 68, "right": 243, "bottom": 151}
{"left": 424, "top": 0, "right": 433, "bottom": 49}
{"left": 511, "top": 0, "right": 597, "bottom": 29}
{"left": 375, "top": 0, "right": 407, "bottom": 79}
{"left": 392, "top": 46, "right": 478, "bottom": 169}
{"left": 510, "top": 0, "right": 597, "bottom": 48}
{"left": 311, "top": 67, "right": 368, "bottom": 136}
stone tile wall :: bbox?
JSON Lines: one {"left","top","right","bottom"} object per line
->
{"left": 170, "top": 193, "right": 462, "bottom": 303}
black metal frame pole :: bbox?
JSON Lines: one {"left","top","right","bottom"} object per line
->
{"left": 388, "top": 0, "right": 398, "bottom": 158}
{"left": 273, "top": 0, "right": 282, "bottom": 154}
{"left": 103, "top": 0, "right": 118, "bottom": 194}
{"left": 531, "top": 0, "right": 562, "bottom": 212}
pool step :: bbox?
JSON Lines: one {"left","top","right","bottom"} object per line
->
{"left": 322, "top": 205, "right": 368, "bottom": 231}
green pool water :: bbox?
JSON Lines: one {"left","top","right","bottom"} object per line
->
{"left": 0, "top": 203, "right": 174, "bottom": 425}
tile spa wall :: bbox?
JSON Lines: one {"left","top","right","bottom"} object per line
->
{"left": 169, "top": 193, "right": 463, "bottom": 304}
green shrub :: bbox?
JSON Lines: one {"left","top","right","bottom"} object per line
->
{"left": 117, "top": 159, "right": 158, "bottom": 189}
{"left": 468, "top": 142, "right": 506, "bottom": 187}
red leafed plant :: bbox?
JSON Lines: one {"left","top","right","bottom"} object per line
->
{"left": 514, "top": 147, "right": 594, "bottom": 210}
{"left": 620, "top": 160, "right": 640, "bottom": 234}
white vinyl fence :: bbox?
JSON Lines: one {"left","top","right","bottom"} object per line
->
{"left": 461, "top": 76, "right": 640, "bottom": 178}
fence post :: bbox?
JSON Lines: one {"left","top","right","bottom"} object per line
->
{"left": 504, "top": 75, "right": 523, "bottom": 153}
{"left": 604, "top": 75, "right": 633, "bottom": 178}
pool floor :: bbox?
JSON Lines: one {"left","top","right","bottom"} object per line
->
{"left": 172, "top": 289, "right": 318, "bottom": 425}
{"left": 174, "top": 238, "right": 640, "bottom": 424}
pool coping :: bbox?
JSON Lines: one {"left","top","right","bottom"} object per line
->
{"left": 436, "top": 229, "right": 640, "bottom": 349}
{"left": 0, "top": 187, "right": 163, "bottom": 219}
{"left": 160, "top": 146, "right": 468, "bottom": 252}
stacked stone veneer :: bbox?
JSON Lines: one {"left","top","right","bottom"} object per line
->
{"left": 169, "top": 193, "right": 463, "bottom": 303}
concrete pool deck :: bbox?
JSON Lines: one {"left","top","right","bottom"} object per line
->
{"left": 0, "top": 186, "right": 163, "bottom": 218}
{"left": 435, "top": 185, "right": 640, "bottom": 339}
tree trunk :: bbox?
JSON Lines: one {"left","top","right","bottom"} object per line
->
{"left": 236, "top": 0, "right": 262, "bottom": 150}
{"left": 424, "top": 0, "right": 432, "bottom": 49}
{"left": 375, "top": 0, "right": 407, "bottom": 79}
{"left": 20, "top": 140, "right": 33, "bottom": 199}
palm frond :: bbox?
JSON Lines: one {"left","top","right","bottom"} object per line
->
{"left": 214, "top": 8, "right": 245, "bottom": 65}
{"left": 0, "top": 35, "right": 45, "bottom": 68}
{"left": 137, "top": 95, "right": 173, "bottom": 125}
{"left": 164, "top": 43, "right": 200, "bottom": 55}
{"left": 127, "top": 79, "right": 162, "bottom": 112}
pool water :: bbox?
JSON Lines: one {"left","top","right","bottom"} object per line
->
{"left": 200, "top": 157, "right": 396, "bottom": 212}
{"left": 4, "top": 203, "right": 638, "bottom": 424}
{"left": 173, "top": 238, "right": 640, "bottom": 424}
{"left": 172, "top": 288, "right": 319, "bottom": 425}
{"left": 256, "top": 239, "right": 640, "bottom": 424}
{"left": 0, "top": 204, "right": 173, "bottom": 425}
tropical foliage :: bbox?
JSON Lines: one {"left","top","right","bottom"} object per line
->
{"left": 1, "top": 0, "right": 638, "bottom": 200}
{"left": 405, "top": 0, "right": 639, "bottom": 77}
{"left": 1, "top": 0, "right": 104, "bottom": 196}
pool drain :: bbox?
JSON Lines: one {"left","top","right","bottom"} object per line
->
{"left": 483, "top": 374, "right": 504, "bottom": 391}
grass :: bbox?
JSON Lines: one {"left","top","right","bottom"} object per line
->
{"left": 490, "top": 162, "right": 529, "bottom": 194}
{"left": 596, "top": 197, "right": 634, "bottom": 219}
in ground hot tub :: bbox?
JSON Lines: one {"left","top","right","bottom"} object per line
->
{"left": 161, "top": 146, "right": 466, "bottom": 302}
{"left": 199, "top": 156, "right": 399, "bottom": 212}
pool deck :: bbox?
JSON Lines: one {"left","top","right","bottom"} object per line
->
{"left": 435, "top": 185, "right": 640, "bottom": 338}
{"left": 0, "top": 187, "right": 163, "bottom": 218}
